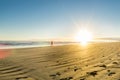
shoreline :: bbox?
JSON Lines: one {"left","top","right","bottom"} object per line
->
{"left": 0, "top": 41, "right": 120, "bottom": 50}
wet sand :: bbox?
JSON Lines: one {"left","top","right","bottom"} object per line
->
{"left": 0, "top": 42, "right": 120, "bottom": 80}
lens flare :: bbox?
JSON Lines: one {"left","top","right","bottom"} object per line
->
{"left": 75, "top": 29, "right": 93, "bottom": 45}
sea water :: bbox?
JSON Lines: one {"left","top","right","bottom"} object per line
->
{"left": 0, "top": 41, "right": 74, "bottom": 49}
{"left": 0, "top": 40, "right": 119, "bottom": 49}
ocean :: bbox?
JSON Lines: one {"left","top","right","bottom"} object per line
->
{"left": 0, "top": 40, "right": 119, "bottom": 49}
{"left": 0, "top": 41, "right": 75, "bottom": 49}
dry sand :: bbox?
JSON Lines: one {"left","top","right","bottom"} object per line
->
{"left": 0, "top": 42, "right": 120, "bottom": 80}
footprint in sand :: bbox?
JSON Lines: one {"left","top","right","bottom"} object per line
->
{"left": 59, "top": 76, "right": 73, "bottom": 80}
{"left": 108, "top": 72, "right": 116, "bottom": 76}
{"left": 112, "top": 61, "right": 119, "bottom": 65}
{"left": 86, "top": 71, "right": 98, "bottom": 77}
{"left": 16, "top": 77, "right": 35, "bottom": 80}
{"left": 49, "top": 72, "right": 61, "bottom": 79}
{"left": 99, "top": 64, "right": 107, "bottom": 68}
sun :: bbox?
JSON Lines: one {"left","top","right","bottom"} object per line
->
{"left": 75, "top": 29, "right": 93, "bottom": 45}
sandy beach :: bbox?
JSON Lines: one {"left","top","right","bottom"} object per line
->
{"left": 0, "top": 42, "right": 120, "bottom": 80}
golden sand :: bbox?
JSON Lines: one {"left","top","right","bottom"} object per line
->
{"left": 0, "top": 42, "right": 120, "bottom": 80}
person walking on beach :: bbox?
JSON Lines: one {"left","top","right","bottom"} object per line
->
{"left": 50, "top": 41, "right": 54, "bottom": 46}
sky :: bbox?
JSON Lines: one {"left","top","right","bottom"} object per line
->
{"left": 0, "top": 0, "right": 120, "bottom": 41}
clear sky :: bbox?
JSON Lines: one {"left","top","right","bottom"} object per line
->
{"left": 0, "top": 0, "right": 120, "bottom": 40}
